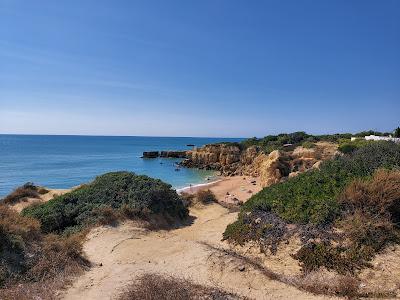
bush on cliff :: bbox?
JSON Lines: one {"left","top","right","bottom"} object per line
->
{"left": 337, "top": 138, "right": 374, "bottom": 154}
{"left": 23, "top": 172, "right": 188, "bottom": 234}
{"left": 240, "top": 131, "right": 355, "bottom": 154}
{"left": 241, "top": 132, "right": 313, "bottom": 153}
{"left": 224, "top": 142, "right": 400, "bottom": 274}
{"left": 240, "top": 130, "right": 396, "bottom": 154}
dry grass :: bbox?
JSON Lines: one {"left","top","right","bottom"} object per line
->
{"left": 196, "top": 189, "right": 217, "bottom": 204}
{"left": 0, "top": 205, "right": 90, "bottom": 300}
{"left": 292, "top": 270, "right": 360, "bottom": 298}
{"left": 2, "top": 183, "right": 48, "bottom": 205}
{"left": 95, "top": 206, "right": 121, "bottom": 226}
{"left": 180, "top": 190, "right": 217, "bottom": 207}
{"left": 340, "top": 169, "right": 400, "bottom": 222}
{"left": 118, "top": 273, "right": 246, "bottom": 300}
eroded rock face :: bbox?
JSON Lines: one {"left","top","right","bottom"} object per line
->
{"left": 259, "top": 150, "right": 291, "bottom": 187}
{"left": 181, "top": 144, "right": 242, "bottom": 175}
{"left": 180, "top": 142, "right": 339, "bottom": 187}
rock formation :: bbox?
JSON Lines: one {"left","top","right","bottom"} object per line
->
{"left": 180, "top": 142, "right": 339, "bottom": 187}
{"left": 180, "top": 144, "right": 242, "bottom": 173}
{"left": 143, "top": 141, "right": 338, "bottom": 188}
{"left": 142, "top": 151, "right": 187, "bottom": 158}
{"left": 160, "top": 151, "right": 187, "bottom": 158}
{"left": 142, "top": 151, "right": 159, "bottom": 158}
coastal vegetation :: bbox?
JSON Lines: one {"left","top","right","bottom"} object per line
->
{"left": 2, "top": 133, "right": 400, "bottom": 299}
{"left": 223, "top": 141, "right": 400, "bottom": 275}
{"left": 1, "top": 172, "right": 189, "bottom": 299}
{"left": 22, "top": 171, "right": 188, "bottom": 234}
{"left": 2, "top": 183, "right": 48, "bottom": 205}
{"left": 239, "top": 131, "right": 349, "bottom": 153}
{"left": 239, "top": 130, "right": 395, "bottom": 154}
{"left": 181, "top": 189, "right": 217, "bottom": 206}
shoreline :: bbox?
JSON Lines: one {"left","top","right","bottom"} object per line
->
{"left": 176, "top": 177, "right": 223, "bottom": 194}
{"left": 179, "top": 175, "right": 263, "bottom": 205}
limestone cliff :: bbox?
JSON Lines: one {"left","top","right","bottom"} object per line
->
{"left": 180, "top": 142, "right": 338, "bottom": 187}
{"left": 180, "top": 144, "right": 242, "bottom": 174}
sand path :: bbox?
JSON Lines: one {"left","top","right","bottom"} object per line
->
{"left": 62, "top": 203, "right": 334, "bottom": 300}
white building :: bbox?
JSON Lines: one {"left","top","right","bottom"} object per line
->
{"left": 351, "top": 135, "right": 400, "bottom": 143}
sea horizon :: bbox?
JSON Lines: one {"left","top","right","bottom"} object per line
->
{"left": 0, "top": 133, "right": 246, "bottom": 139}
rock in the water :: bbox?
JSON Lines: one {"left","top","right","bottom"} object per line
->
{"left": 142, "top": 151, "right": 159, "bottom": 158}
{"left": 160, "top": 151, "right": 187, "bottom": 158}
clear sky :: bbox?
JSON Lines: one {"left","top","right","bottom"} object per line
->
{"left": 0, "top": 0, "right": 399, "bottom": 137}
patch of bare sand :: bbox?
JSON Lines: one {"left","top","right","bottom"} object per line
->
{"left": 359, "top": 245, "right": 400, "bottom": 296}
{"left": 61, "top": 202, "right": 336, "bottom": 300}
{"left": 9, "top": 188, "right": 71, "bottom": 213}
{"left": 186, "top": 175, "right": 262, "bottom": 205}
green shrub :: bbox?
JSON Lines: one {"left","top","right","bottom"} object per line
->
{"left": 353, "top": 130, "right": 388, "bottom": 137}
{"left": 338, "top": 139, "right": 374, "bottom": 154}
{"left": 223, "top": 218, "right": 251, "bottom": 246}
{"left": 240, "top": 132, "right": 353, "bottom": 153}
{"left": 302, "top": 141, "right": 315, "bottom": 149}
{"left": 225, "top": 142, "right": 400, "bottom": 274}
{"left": 338, "top": 143, "right": 358, "bottom": 154}
{"left": 239, "top": 141, "right": 400, "bottom": 225}
{"left": 294, "top": 242, "right": 352, "bottom": 274}
{"left": 394, "top": 127, "right": 400, "bottom": 138}
{"left": 23, "top": 172, "right": 188, "bottom": 234}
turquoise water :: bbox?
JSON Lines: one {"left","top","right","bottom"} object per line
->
{"left": 0, "top": 135, "right": 242, "bottom": 197}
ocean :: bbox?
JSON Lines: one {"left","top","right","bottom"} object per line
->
{"left": 0, "top": 135, "right": 242, "bottom": 197}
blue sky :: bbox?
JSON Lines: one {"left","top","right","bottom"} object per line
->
{"left": 0, "top": 0, "right": 399, "bottom": 137}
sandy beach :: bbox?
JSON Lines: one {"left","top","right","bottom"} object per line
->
{"left": 180, "top": 175, "right": 263, "bottom": 205}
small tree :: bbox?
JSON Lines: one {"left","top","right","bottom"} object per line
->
{"left": 394, "top": 127, "right": 400, "bottom": 138}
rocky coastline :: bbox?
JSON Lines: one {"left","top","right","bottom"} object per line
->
{"left": 142, "top": 142, "right": 339, "bottom": 188}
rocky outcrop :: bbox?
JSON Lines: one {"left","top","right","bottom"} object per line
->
{"left": 142, "top": 151, "right": 159, "bottom": 158}
{"left": 180, "top": 142, "right": 339, "bottom": 187}
{"left": 160, "top": 151, "right": 187, "bottom": 158}
{"left": 142, "top": 151, "right": 188, "bottom": 158}
{"left": 143, "top": 142, "right": 338, "bottom": 187}
{"left": 180, "top": 144, "right": 242, "bottom": 175}
{"left": 259, "top": 150, "right": 291, "bottom": 187}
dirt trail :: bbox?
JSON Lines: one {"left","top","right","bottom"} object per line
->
{"left": 62, "top": 203, "right": 334, "bottom": 300}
